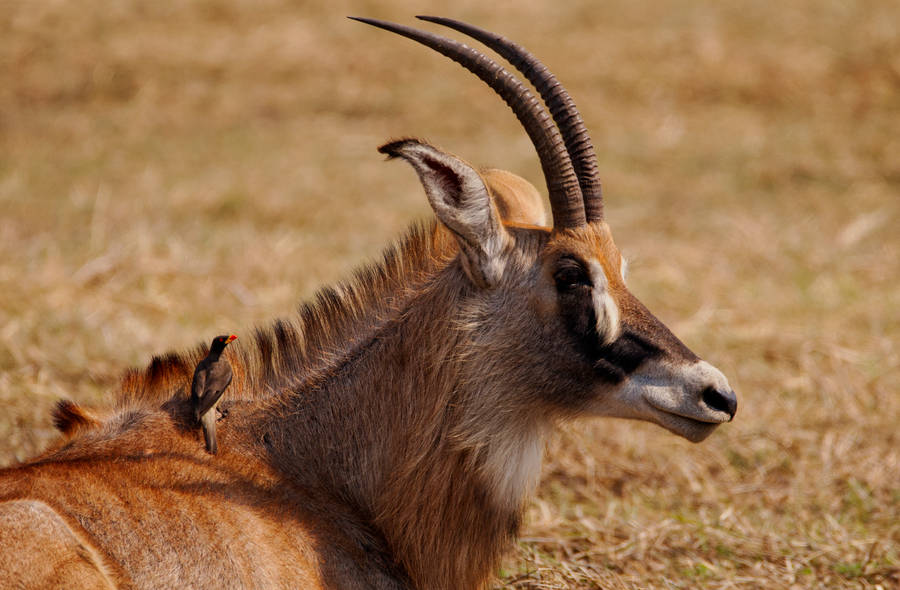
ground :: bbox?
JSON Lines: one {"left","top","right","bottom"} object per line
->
{"left": 1, "top": 1, "right": 898, "bottom": 588}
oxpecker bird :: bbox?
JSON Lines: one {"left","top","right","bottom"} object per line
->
{"left": 190, "top": 334, "right": 237, "bottom": 454}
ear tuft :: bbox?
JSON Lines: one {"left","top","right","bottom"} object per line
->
{"left": 380, "top": 138, "right": 509, "bottom": 287}
{"left": 379, "top": 139, "right": 465, "bottom": 205}
{"left": 378, "top": 138, "right": 425, "bottom": 159}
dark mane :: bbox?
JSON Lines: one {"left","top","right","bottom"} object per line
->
{"left": 112, "top": 220, "right": 455, "bottom": 410}
{"left": 51, "top": 399, "right": 105, "bottom": 436}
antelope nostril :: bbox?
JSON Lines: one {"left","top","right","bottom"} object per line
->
{"left": 702, "top": 386, "right": 738, "bottom": 419}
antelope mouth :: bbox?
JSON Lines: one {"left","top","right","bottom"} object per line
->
{"left": 641, "top": 389, "right": 730, "bottom": 442}
{"left": 631, "top": 360, "right": 737, "bottom": 442}
{"left": 646, "top": 400, "right": 730, "bottom": 425}
{"left": 644, "top": 403, "right": 723, "bottom": 442}
{"left": 596, "top": 363, "right": 736, "bottom": 442}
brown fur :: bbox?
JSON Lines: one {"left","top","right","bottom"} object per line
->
{"left": 1, "top": 179, "right": 550, "bottom": 589}
{"left": 0, "top": 138, "right": 736, "bottom": 590}
{"left": 0, "top": 58, "right": 735, "bottom": 590}
{"left": 85, "top": 169, "right": 542, "bottom": 418}
{"left": 0, "top": 500, "right": 118, "bottom": 589}
{"left": 52, "top": 399, "right": 108, "bottom": 438}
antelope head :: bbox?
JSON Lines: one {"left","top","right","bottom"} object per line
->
{"left": 355, "top": 17, "right": 737, "bottom": 443}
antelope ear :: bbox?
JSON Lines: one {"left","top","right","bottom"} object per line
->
{"left": 481, "top": 168, "right": 548, "bottom": 227}
{"left": 379, "top": 139, "right": 509, "bottom": 287}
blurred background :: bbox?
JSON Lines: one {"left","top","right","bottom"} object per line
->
{"left": 1, "top": 1, "right": 897, "bottom": 587}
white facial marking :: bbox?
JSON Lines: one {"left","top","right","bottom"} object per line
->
{"left": 588, "top": 260, "right": 621, "bottom": 345}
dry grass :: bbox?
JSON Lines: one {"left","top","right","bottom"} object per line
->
{"left": 1, "top": 1, "right": 898, "bottom": 588}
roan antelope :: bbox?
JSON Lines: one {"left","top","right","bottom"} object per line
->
{"left": 0, "top": 16, "right": 737, "bottom": 590}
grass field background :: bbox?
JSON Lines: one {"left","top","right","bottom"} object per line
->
{"left": 1, "top": 1, "right": 898, "bottom": 588}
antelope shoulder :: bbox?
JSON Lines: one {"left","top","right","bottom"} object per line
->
{"left": 0, "top": 499, "right": 119, "bottom": 589}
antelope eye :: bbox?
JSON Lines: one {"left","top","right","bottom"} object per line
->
{"left": 554, "top": 258, "right": 591, "bottom": 291}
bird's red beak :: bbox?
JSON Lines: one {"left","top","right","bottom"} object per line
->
{"left": 227, "top": 334, "right": 238, "bottom": 343}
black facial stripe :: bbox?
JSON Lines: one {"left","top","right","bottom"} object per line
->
{"left": 559, "top": 286, "right": 661, "bottom": 384}
{"left": 592, "top": 358, "right": 626, "bottom": 384}
{"left": 558, "top": 286, "right": 596, "bottom": 357}
{"left": 594, "top": 330, "right": 662, "bottom": 377}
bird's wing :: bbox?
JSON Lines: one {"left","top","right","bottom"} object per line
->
{"left": 190, "top": 368, "right": 206, "bottom": 404}
{"left": 196, "top": 368, "right": 233, "bottom": 417}
{"left": 196, "top": 386, "right": 225, "bottom": 417}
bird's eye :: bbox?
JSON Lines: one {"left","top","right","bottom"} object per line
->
{"left": 554, "top": 258, "right": 591, "bottom": 291}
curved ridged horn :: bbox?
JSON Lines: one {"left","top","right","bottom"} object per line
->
{"left": 418, "top": 16, "right": 604, "bottom": 222}
{"left": 350, "top": 17, "right": 587, "bottom": 229}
